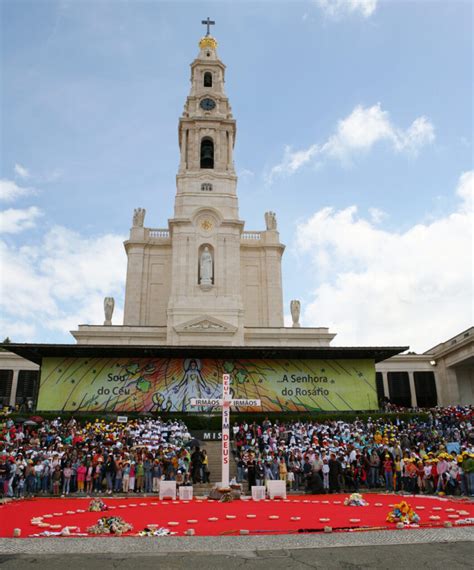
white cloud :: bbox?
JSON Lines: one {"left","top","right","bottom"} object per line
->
{"left": 268, "top": 144, "right": 319, "bottom": 181}
{"left": 0, "top": 317, "right": 36, "bottom": 340}
{"left": 0, "top": 207, "right": 42, "bottom": 234}
{"left": 315, "top": 0, "right": 378, "bottom": 19}
{"left": 294, "top": 171, "right": 473, "bottom": 352}
{"left": 0, "top": 226, "right": 127, "bottom": 341}
{"left": 268, "top": 104, "right": 435, "bottom": 183}
{"left": 456, "top": 170, "right": 473, "bottom": 211}
{"left": 393, "top": 116, "right": 436, "bottom": 154}
{"left": 14, "top": 163, "right": 30, "bottom": 179}
{"left": 0, "top": 179, "right": 35, "bottom": 202}
{"left": 368, "top": 207, "right": 387, "bottom": 224}
{"left": 324, "top": 104, "right": 394, "bottom": 157}
{"left": 238, "top": 168, "right": 255, "bottom": 180}
{"left": 12, "top": 165, "right": 63, "bottom": 185}
{"left": 323, "top": 104, "right": 434, "bottom": 158}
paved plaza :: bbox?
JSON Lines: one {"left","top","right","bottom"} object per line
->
{"left": 0, "top": 528, "right": 473, "bottom": 569}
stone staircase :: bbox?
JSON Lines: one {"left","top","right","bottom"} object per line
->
{"left": 198, "top": 440, "right": 237, "bottom": 485}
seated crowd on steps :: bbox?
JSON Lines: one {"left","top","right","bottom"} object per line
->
{"left": 0, "top": 417, "right": 210, "bottom": 498}
{"left": 231, "top": 407, "right": 474, "bottom": 496}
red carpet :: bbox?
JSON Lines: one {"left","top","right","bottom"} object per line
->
{"left": 1, "top": 494, "right": 473, "bottom": 538}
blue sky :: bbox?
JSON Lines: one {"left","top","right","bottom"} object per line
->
{"left": 1, "top": 0, "right": 472, "bottom": 351}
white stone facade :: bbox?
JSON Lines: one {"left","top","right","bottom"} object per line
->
{"left": 0, "top": 352, "right": 39, "bottom": 408}
{"left": 375, "top": 327, "right": 474, "bottom": 407}
{"left": 72, "top": 35, "right": 334, "bottom": 348}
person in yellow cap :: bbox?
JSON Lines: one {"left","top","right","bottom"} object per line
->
{"left": 383, "top": 454, "right": 394, "bottom": 492}
{"left": 423, "top": 459, "right": 434, "bottom": 494}
{"left": 418, "top": 443, "right": 428, "bottom": 460}
{"left": 405, "top": 458, "right": 418, "bottom": 492}
{"left": 463, "top": 453, "right": 474, "bottom": 496}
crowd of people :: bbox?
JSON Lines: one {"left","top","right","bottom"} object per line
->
{"left": 231, "top": 406, "right": 474, "bottom": 497}
{"left": 0, "top": 407, "right": 473, "bottom": 499}
{"left": 0, "top": 417, "right": 210, "bottom": 498}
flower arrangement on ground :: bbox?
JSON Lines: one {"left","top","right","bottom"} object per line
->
{"left": 88, "top": 498, "right": 108, "bottom": 512}
{"left": 219, "top": 492, "right": 234, "bottom": 503}
{"left": 138, "top": 526, "right": 175, "bottom": 536}
{"left": 344, "top": 493, "right": 368, "bottom": 507}
{"left": 386, "top": 501, "right": 420, "bottom": 525}
{"left": 87, "top": 516, "right": 133, "bottom": 535}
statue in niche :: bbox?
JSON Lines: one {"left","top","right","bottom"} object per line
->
{"left": 264, "top": 211, "right": 277, "bottom": 230}
{"left": 199, "top": 246, "right": 213, "bottom": 285}
{"left": 132, "top": 207, "right": 146, "bottom": 227}
{"left": 290, "top": 299, "right": 301, "bottom": 328}
{"left": 104, "top": 297, "right": 115, "bottom": 325}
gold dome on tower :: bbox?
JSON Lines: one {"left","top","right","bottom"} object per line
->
{"left": 199, "top": 35, "right": 217, "bottom": 50}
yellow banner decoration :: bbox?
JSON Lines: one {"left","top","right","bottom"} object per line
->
{"left": 37, "top": 357, "right": 377, "bottom": 412}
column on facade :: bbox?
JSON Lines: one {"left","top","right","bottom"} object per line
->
{"left": 9, "top": 369, "right": 19, "bottom": 407}
{"left": 123, "top": 243, "right": 146, "bottom": 325}
{"left": 179, "top": 128, "right": 189, "bottom": 171}
{"left": 217, "top": 235, "right": 226, "bottom": 294}
{"left": 381, "top": 371, "right": 389, "bottom": 399}
{"left": 444, "top": 367, "right": 461, "bottom": 406}
{"left": 408, "top": 371, "right": 418, "bottom": 407}
{"left": 262, "top": 246, "right": 284, "bottom": 327}
{"left": 193, "top": 128, "right": 199, "bottom": 169}
{"left": 228, "top": 131, "right": 234, "bottom": 170}
{"left": 432, "top": 370, "right": 442, "bottom": 406}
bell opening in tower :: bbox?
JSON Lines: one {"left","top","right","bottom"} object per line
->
{"left": 200, "top": 137, "right": 214, "bottom": 169}
{"left": 204, "top": 71, "right": 212, "bottom": 87}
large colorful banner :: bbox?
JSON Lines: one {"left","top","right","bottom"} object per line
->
{"left": 37, "top": 357, "right": 377, "bottom": 412}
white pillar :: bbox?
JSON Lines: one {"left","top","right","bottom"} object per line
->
{"left": 408, "top": 371, "right": 417, "bottom": 408}
{"left": 179, "top": 129, "right": 187, "bottom": 170}
{"left": 432, "top": 371, "right": 442, "bottom": 406}
{"left": 221, "top": 374, "right": 231, "bottom": 488}
{"left": 194, "top": 129, "right": 199, "bottom": 169}
{"left": 229, "top": 131, "right": 234, "bottom": 170}
{"left": 9, "top": 369, "right": 19, "bottom": 407}
{"left": 382, "top": 371, "right": 389, "bottom": 399}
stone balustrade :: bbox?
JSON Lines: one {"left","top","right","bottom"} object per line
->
{"left": 241, "top": 231, "right": 262, "bottom": 240}
{"left": 148, "top": 228, "right": 170, "bottom": 239}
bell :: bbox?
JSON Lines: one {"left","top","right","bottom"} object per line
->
{"left": 201, "top": 147, "right": 213, "bottom": 160}
{"left": 200, "top": 139, "right": 214, "bottom": 168}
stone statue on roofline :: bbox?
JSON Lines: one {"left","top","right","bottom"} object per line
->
{"left": 264, "top": 211, "right": 277, "bottom": 230}
{"left": 104, "top": 297, "right": 115, "bottom": 326}
{"left": 132, "top": 207, "right": 146, "bottom": 227}
{"left": 290, "top": 299, "right": 301, "bottom": 328}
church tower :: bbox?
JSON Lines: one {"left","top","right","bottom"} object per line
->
{"left": 120, "top": 26, "right": 288, "bottom": 346}
{"left": 73, "top": 24, "right": 335, "bottom": 348}
{"left": 166, "top": 31, "right": 245, "bottom": 344}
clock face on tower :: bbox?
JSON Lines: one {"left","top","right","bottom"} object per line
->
{"left": 200, "top": 98, "right": 216, "bottom": 111}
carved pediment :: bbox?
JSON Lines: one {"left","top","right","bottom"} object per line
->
{"left": 174, "top": 315, "right": 237, "bottom": 334}
{"left": 187, "top": 320, "right": 224, "bottom": 331}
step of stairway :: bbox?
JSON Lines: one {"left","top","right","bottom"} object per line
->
{"left": 199, "top": 440, "right": 237, "bottom": 482}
